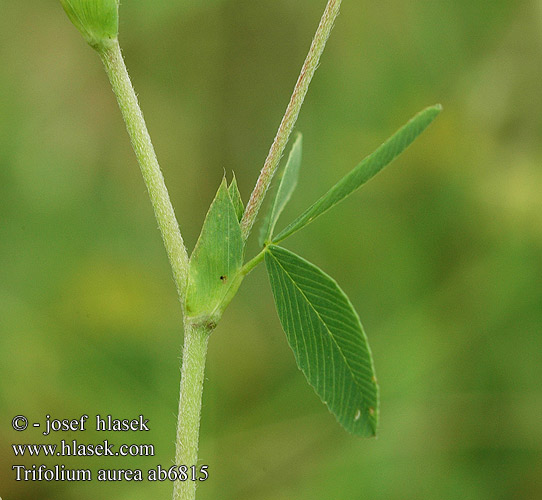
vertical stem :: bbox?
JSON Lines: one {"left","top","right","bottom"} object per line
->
{"left": 173, "top": 321, "right": 212, "bottom": 500}
{"left": 240, "top": 0, "right": 342, "bottom": 240}
{"left": 98, "top": 39, "right": 208, "bottom": 500}
{"left": 98, "top": 40, "right": 190, "bottom": 302}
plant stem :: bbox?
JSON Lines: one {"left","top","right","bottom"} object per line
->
{"left": 99, "top": 39, "right": 203, "bottom": 500}
{"left": 241, "top": 0, "right": 342, "bottom": 241}
{"left": 173, "top": 320, "right": 212, "bottom": 500}
{"left": 98, "top": 40, "right": 190, "bottom": 302}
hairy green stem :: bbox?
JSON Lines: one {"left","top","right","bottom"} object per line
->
{"left": 241, "top": 0, "right": 342, "bottom": 240}
{"left": 98, "top": 40, "right": 190, "bottom": 302}
{"left": 98, "top": 39, "right": 201, "bottom": 500}
{"left": 173, "top": 320, "right": 212, "bottom": 500}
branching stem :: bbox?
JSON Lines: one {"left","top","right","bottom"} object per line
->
{"left": 241, "top": 0, "right": 342, "bottom": 241}
{"left": 96, "top": 3, "right": 343, "bottom": 500}
{"left": 99, "top": 40, "right": 200, "bottom": 500}
{"left": 99, "top": 40, "right": 190, "bottom": 302}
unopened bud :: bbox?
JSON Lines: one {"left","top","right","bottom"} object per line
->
{"left": 60, "top": 0, "right": 119, "bottom": 51}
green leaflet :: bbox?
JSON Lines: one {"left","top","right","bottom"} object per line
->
{"left": 259, "top": 133, "right": 303, "bottom": 246}
{"left": 228, "top": 174, "right": 244, "bottom": 222}
{"left": 185, "top": 179, "right": 244, "bottom": 321}
{"left": 273, "top": 105, "right": 442, "bottom": 243}
{"left": 265, "top": 245, "right": 379, "bottom": 436}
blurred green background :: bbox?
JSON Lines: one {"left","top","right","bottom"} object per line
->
{"left": 1, "top": 1, "right": 541, "bottom": 499}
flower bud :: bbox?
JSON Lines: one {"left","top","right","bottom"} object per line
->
{"left": 60, "top": 0, "right": 119, "bottom": 51}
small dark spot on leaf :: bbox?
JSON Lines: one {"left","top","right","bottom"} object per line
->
{"left": 220, "top": 275, "right": 227, "bottom": 282}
